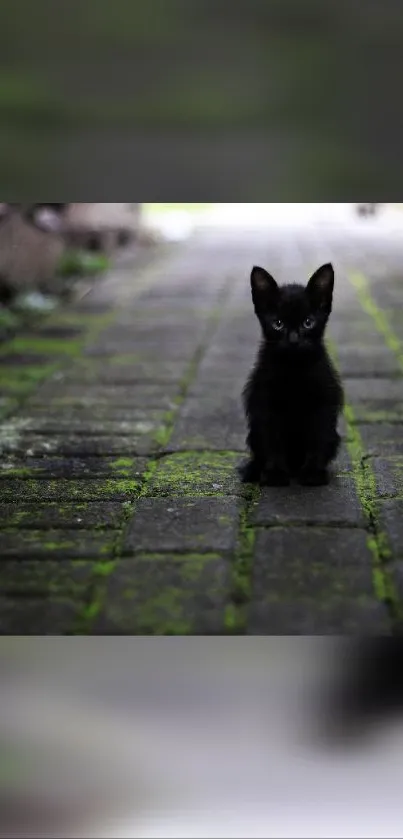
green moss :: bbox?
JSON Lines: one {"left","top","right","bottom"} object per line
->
{"left": 224, "top": 604, "right": 238, "bottom": 631}
{"left": 93, "top": 560, "right": 116, "bottom": 577}
{"left": 349, "top": 272, "right": 403, "bottom": 369}
{"left": 109, "top": 457, "right": 137, "bottom": 479}
{"left": 58, "top": 249, "right": 110, "bottom": 278}
{"left": 0, "top": 464, "right": 33, "bottom": 478}
{"left": 11, "top": 536, "right": 78, "bottom": 551}
{"left": 0, "top": 478, "right": 144, "bottom": 504}
{"left": 0, "top": 337, "right": 83, "bottom": 357}
{"left": 0, "top": 558, "right": 94, "bottom": 600}
{"left": 24, "top": 278, "right": 238, "bottom": 634}
{"left": 328, "top": 337, "right": 400, "bottom": 624}
{"left": 148, "top": 451, "right": 241, "bottom": 497}
{"left": 97, "top": 478, "right": 142, "bottom": 498}
{"left": 0, "top": 308, "right": 21, "bottom": 331}
{"left": 109, "top": 479, "right": 142, "bottom": 496}
{"left": 154, "top": 425, "right": 172, "bottom": 447}
{"left": 119, "top": 586, "right": 193, "bottom": 635}
{"left": 112, "top": 458, "right": 134, "bottom": 469}
{"left": 0, "top": 364, "right": 58, "bottom": 398}
{"left": 1, "top": 509, "right": 30, "bottom": 526}
{"left": 344, "top": 396, "right": 400, "bottom": 620}
{"left": 352, "top": 410, "right": 403, "bottom": 424}
{"left": 0, "top": 363, "right": 56, "bottom": 382}
{"left": 82, "top": 601, "right": 102, "bottom": 621}
{"left": 229, "top": 485, "right": 260, "bottom": 632}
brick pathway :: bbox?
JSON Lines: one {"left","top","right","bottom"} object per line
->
{"left": 1, "top": 217, "right": 403, "bottom": 634}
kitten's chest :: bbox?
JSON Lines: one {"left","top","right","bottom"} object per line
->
{"left": 266, "top": 373, "right": 319, "bottom": 410}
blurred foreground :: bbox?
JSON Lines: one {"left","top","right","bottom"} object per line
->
{"left": 2, "top": 639, "right": 403, "bottom": 838}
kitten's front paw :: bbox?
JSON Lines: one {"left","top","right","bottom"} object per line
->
{"left": 238, "top": 459, "right": 261, "bottom": 484}
{"left": 260, "top": 467, "right": 290, "bottom": 487}
{"left": 299, "top": 467, "right": 329, "bottom": 487}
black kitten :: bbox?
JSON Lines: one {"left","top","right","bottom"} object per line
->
{"left": 240, "top": 263, "right": 344, "bottom": 487}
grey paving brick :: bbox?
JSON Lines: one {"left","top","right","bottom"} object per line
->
{"left": 337, "top": 348, "right": 401, "bottom": 378}
{"left": 252, "top": 528, "right": 375, "bottom": 602}
{"left": 0, "top": 530, "right": 114, "bottom": 559}
{"left": 0, "top": 559, "right": 94, "bottom": 596}
{"left": 345, "top": 378, "right": 403, "bottom": 403}
{"left": 0, "top": 502, "right": 125, "bottom": 530}
{"left": 253, "top": 476, "right": 364, "bottom": 527}
{"left": 388, "top": 561, "right": 403, "bottom": 604}
{"left": 372, "top": 458, "right": 403, "bottom": 497}
{"left": 0, "top": 456, "right": 146, "bottom": 481}
{"left": 359, "top": 424, "right": 403, "bottom": 456}
{"left": 169, "top": 396, "right": 246, "bottom": 452}
{"left": 57, "top": 361, "right": 188, "bottom": 386}
{"left": 0, "top": 479, "right": 143, "bottom": 503}
{"left": 0, "top": 597, "right": 82, "bottom": 634}
{"left": 379, "top": 499, "right": 403, "bottom": 557}
{"left": 94, "top": 554, "right": 230, "bottom": 634}
{"left": 12, "top": 416, "right": 166, "bottom": 445}
{"left": 0, "top": 433, "right": 150, "bottom": 458}
{"left": 248, "top": 599, "right": 391, "bottom": 635}
{"left": 124, "top": 497, "right": 239, "bottom": 554}
{"left": 30, "top": 383, "right": 181, "bottom": 409}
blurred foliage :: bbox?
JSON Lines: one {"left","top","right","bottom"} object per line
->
{"left": 0, "top": 306, "right": 21, "bottom": 334}
{"left": 0, "top": 0, "right": 402, "bottom": 196}
{"left": 57, "top": 249, "right": 110, "bottom": 278}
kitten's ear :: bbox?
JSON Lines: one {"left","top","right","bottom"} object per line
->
{"left": 307, "top": 263, "right": 334, "bottom": 311}
{"left": 251, "top": 266, "right": 279, "bottom": 308}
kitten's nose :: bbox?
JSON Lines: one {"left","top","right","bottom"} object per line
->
{"left": 289, "top": 331, "right": 299, "bottom": 344}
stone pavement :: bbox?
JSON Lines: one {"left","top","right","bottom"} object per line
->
{"left": 1, "top": 216, "right": 403, "bottom": 635}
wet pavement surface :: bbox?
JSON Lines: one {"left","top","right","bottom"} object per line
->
{"left": 1, "top": 206, "right": 403, "bottom": 634}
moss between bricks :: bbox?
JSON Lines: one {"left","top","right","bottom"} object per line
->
{"left": 1, "top": 253, "right": 197, "bottom": 633}
{"left": 0, "top": 309, "right": 117, "bottom": 426}
{"left": 0, "top": 275, "right": 236, "bottom": 634}
{"left": 0, "top": 478, "right": 144, "bottom": 504}
{"left": 345, "top": 270, "right": 403, "bottom": 622}
{"left": 351, "top": 410, "right": 403, "bottom": 424}
{"left": 73, "top": 278, "right": 237, "bottom": 633}
{"left": 0, "top": 364, "right": 58, "bottom": 393}
{"left": 0, "top": 337, "right": 84, "bottom": 357}
{"left": 349, "top": 272, "right": 403, "bottom": 369}
{"left": 226, "top": 483, "right": 259, "bottom": 633}
{"left": 330, "top": 353, "right": 400, "bottom": 627}
{"left": 332, "top": 392, "right": 401, "bottom": 621}
{"left": 0, "top": 457, "right": 144, "bottom": 483}
{"left": 0, "top": 530, "right": 115, "bottom": 555}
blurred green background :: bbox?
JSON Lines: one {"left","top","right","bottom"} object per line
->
{"left": 0, "top": 0, "right": 401, "bottom": 197}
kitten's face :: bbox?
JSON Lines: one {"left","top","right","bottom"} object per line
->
{"left": 250, "top": 263, "right": 334, "bottom": 354}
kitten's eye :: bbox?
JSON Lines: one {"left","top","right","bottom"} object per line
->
{"left": 303, "top": 316, "right": 315, "bottom": 329}
{"left": 272, "top": 319, "right": 284, "bottom": 331}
